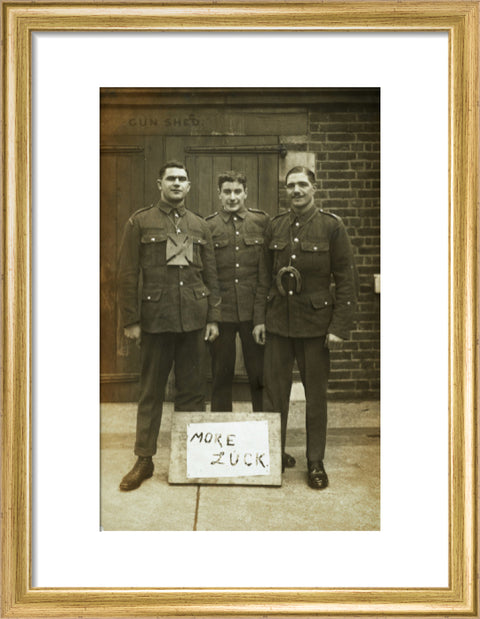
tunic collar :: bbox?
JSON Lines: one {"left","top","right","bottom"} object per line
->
{"left": 289, "top": 201, "right": 317, "bottom": 227}
{"left": 220, "top": 206, "right": 247, "bottom": 222}
{"left": 157, "top": 200, "right": 186, "bottom": 217}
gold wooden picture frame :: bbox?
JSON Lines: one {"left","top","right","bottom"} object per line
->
{"left": 2, "top": 1, "right": 478, "bottom": 616}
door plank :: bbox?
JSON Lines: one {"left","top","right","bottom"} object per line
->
{"left": 101, "top": 147, "right": 144, "bottom": 401}
{"left": 100, "top": 153, "right": 117, "bottom": 376}
{"left": 196, "top": 156, "right": 213, "bottom": 217}
{"left": 258, "top": 153, "right": 279, "bottom": 216}
{"left": 210, "top": 156, "right": 232, "bottom": 215}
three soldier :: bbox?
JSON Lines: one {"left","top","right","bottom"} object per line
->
{"left": 117, "top": 161, "right": 357, "bottom": 492}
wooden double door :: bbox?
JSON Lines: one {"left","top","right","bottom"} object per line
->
{"left": 100, "top": 135, "right": 281, "bottom": 402}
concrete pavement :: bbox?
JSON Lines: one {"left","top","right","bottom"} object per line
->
{"left": 100, "top": 398, "right": 380, "bottom": 531}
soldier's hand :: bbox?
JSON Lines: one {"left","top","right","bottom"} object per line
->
{"left": 252, "top": 324, "right": 266, "bottom": 346}
{"left": 205, "top": 322, "right": 219, "bottom": 342}
{"left": 325, "top": 333, "right": 344, "bottom": 350}
{"left": 124, "top": 324, "right": 141, "bottom": 346}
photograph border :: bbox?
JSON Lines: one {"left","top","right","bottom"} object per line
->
{"left": 2, "top": 1, "right": 478, "bottom": 616}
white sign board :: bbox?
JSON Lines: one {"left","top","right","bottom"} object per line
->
{"left": 187, "top": 420, "right": 270, "bottom": 478}
{"left": 168, "top": 412, "right": 282, "bottom": 486}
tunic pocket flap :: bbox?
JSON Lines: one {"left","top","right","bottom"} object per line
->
{"left": 301, "top": 240, "right": 329, "bottom": 252}
{"left": 192, "top": 237, "right": 207, "bottom": 245}
{"left": 141, "top": 230, "right": 167, "bottom": 243}
{"left": 193, "top": 287, "right": 210, "bottom": 299}
{"left": 310, "top": 292, "right": 333, "bottom": 309}
{"left": 244, "top": 237, "right": 264, "bottom": 246}
{"left": 269, "top": 240, "right": 288, "bottom": 250}
{"left": 213, "top": 238, "right": 229, "bottom": 249}
{"left": 142, "top": 289, "right": 163, "bottom": 302}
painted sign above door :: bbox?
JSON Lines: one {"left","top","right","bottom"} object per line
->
{"left": 101, "top": 107, "right": 307, "bottom": 137}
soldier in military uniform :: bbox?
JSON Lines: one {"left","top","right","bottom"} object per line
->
{"left": 205, "top": 171, "right": 267, "bottom": 411}
{"left": 206, "top": 170, "right": 296, "bottom": 472}
{"left": 255, "top": 166, "right": 357, "bottom": 489}
{"left": 117, "top": 161, "right": 221, "bottom": 491}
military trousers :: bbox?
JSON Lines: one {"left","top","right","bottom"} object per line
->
{"left": 135, "top": 329, "right": 206, "bottom": 457}
{"left": 209, "top": 321, "right": 264, "bottom": 412}
{"left": 263, "top": 333, "right": 330, "bottom": 463}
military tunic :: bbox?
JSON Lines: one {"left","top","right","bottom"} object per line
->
{"left": 118, "top": 201, "right": 221, "bottom": 332}
{"left": 206, "top": 207, "right": 270, "bottom": 412}
{"left": 261, "top": 203, "right": 357, "bottom": 463}
{"left": 117, "top": 200, "right": 221, "bottom": 457}
{"left": 263, "top": 204, "right": 356, "bottom": 338}
{"left": 206, "top": 207, "right": 269, "bottom": 324}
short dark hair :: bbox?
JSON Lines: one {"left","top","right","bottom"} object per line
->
{"left": 158, "top": 160, "right": 189, "bottom": 180}
{"left": 217, "top": 170, "right": 247, "bottom": 191}
{"left": 285, "top": 166, "right": 316, "bottom": 185}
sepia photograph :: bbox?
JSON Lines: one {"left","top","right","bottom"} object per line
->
{"left": 3, "top": 1, "right": 476, "bottom": 614}
{"left": 99, "top": 87, "right": 381, "bottom": 531}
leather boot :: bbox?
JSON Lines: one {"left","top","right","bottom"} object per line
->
{"left": 119, "top": 456, "right": 154, "bottom": 491}
{"left": 282, "top": 452, "right": 296, "bottom": 472}
{"left": 307, "top": 461, "right": 329, "bottom": 490}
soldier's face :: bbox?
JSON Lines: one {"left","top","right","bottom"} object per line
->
{"left": 218, "top": 181, "right": 248, "bottom": 213}
{"left": 286, "top": 172, "right": 316, "bottom": 210}
{"left": 157, "top": 167, "right": 191, "bottom": 204}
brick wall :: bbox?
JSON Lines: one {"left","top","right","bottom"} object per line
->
{"left": 282, "top": 101, "right": 380, "bottom": 400}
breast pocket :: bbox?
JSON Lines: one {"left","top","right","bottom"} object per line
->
{"left": 269, "top": 239, "right": 288, "bottom": 271}
{"left": 140, "top": 229, "right": 167, "bottom": 267}
{"left": 242, "top": 236, "right": 264, "bottom": 265}
{"left": 212, "top": 236, "right": 229, "bottom": 250}
{"left": 300, "top": 239, "right": 330, "bottom": 273}
{"left": 192, "top": 236, "right": 208, "bottom": 267}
